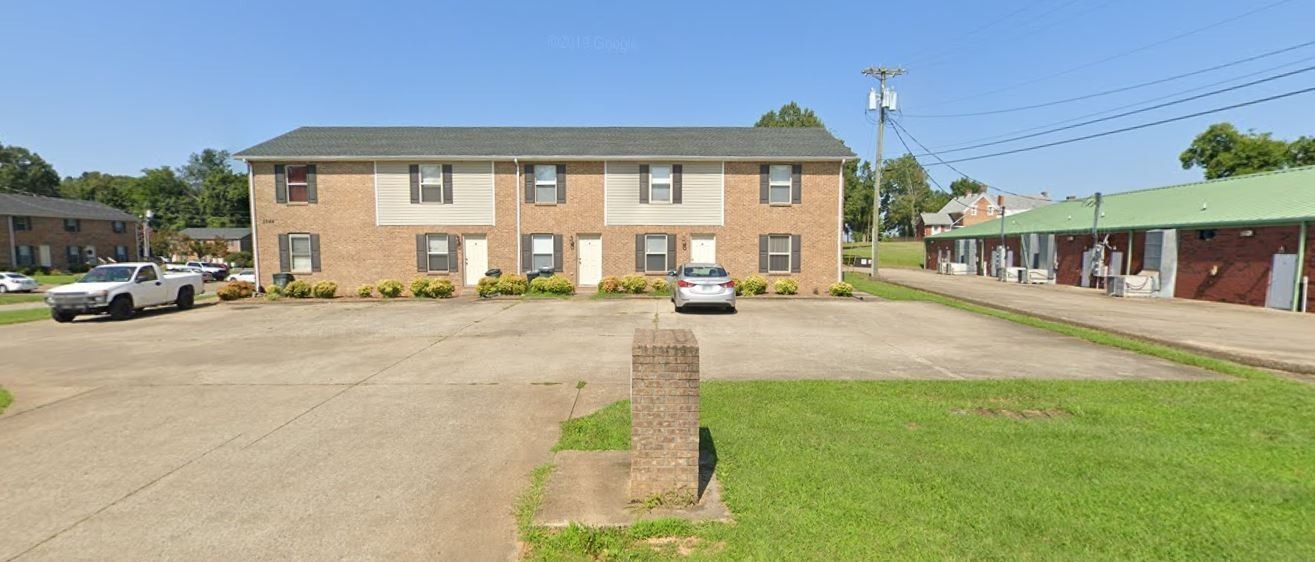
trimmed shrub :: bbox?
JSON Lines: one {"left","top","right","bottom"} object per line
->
{"left": 311, "top": 281, "right": 338, "bottom": 299}
{"left": 740, "top": 275, "right": 767, "bottom": 296}
{"left": 356, "top": 284, "right": 375, "bottom": 298}
{"left": 529, "top": 275, "right": 575, "bottom": 295}
{"left": 427, "top": 278, "right": 455, "bottom": 298}
{"left": 284, "top": 280, "right": 313, "bottom": 298}
{"left": 377, "top": 279, "right": 404, "bottom": 298}
{"left": 619, "top": 274, "right": 648, "bottom": 294}
{"left": 496, "top": 274, "right": 528, "bottom": 296}
{"left": 410, "top": 277, "right": 433, "bottom": 298}
{"left": 829, "top": 281, "right": 855, "bottom": 297}
{"left": 267, "top": 284, "right": 284, "bottom": 297}
{"left": 597, "top": 276, "right": 622, "bottom": 294}
{"left": 730, "top": 278, "right": 743, "bottom": 296}
{"left": 651, "top": 278, "right": 671, "bottom": 295}
{"left": 773, "top": 278, "right": 799, "bottom": 295}
{"left": 264, "top": 291, "right": 282, "bottom": 301}
{"left": 476, "top": 276, "right": 500, "bottom": 298}
{"left": 217, "top": 281, "right": 255, "bottom": 301}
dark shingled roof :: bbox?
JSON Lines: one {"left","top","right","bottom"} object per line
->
{"left": 234, "top": 127, "right": 856, "bottom": 160}
{"left": 0, "top": 192, "right": 138, "bottom": 222}
{"left": 180, "top": 227, "right": 251, "bottom": 240}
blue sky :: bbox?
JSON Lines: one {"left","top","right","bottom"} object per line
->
{"left": 2, "top": 0, "right": 1313, "bottom": 199}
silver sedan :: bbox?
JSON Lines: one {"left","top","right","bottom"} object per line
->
{"left": 667, "top": 263, "right": 736, "bottom": 312}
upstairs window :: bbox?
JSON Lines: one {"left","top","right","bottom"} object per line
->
{"left": 768, "top": 165, "right": 792, "bottom": 204}
{"left": 420, "top": 165, "right": 444, "bottom": 203}
{"left": 13, "top": 216, "right": 31, "bottom": 231}
{"left": 987, "top": 206, "right": 995, "bottom": 216}
{"left": 64, "top": 219, "right": 81, "bottom": 232}
{"left": 286, "top": 165, "right": 309, "bottom": 203}
{"left": 649, "top": 165, "right": 672, "bottom": 203}
{"left": 112, "top": 220, "right": 127, "bottom": 233}
{"left": 534, "top": 165, "right": 557, "bottom": 203}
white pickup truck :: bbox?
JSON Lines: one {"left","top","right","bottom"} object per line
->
{"left": 45, "top": 262, "right": 205, "bottom": 323}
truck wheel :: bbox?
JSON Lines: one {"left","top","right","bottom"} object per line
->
{"left": 109, "top": 295, "right": 134, "bottom": 321}
{"left": 51, "top": 310, "right": 75, "bottom": 323}
{"left": 176, "top": 287, "right": 195, "bottom": 310}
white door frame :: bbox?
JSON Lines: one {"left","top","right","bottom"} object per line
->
{"left": 690, "top": 233, "right": 716, "bottom": 264}
{"left": 577, "top": 233, "right": 603, "bottom": 287}
{"left": 462, "top": 234, "right": 488, "bottom": 286}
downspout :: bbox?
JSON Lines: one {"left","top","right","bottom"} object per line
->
{"left": 836, "top": 158, "right": 845, "bottom": 282}
{"left": 6, "top": 216, "right": 14, "bottom": 267}
{"left": 1126, "top": 229, "right": 1135, "bottom": 274}
{"left": 247, "top": 161, "right": 261, "bottom": 293}
{"left": 514, "top": 158, "right": 522, "bottom": 273}
{"left": 1293, "top": 221, "right": 1308, "bottom": 312}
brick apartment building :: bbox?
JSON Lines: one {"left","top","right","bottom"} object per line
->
{"left": 234, "top": 127, "right": 854, "bottom": 295}
{"left": 925, "top": 166, "right": 1315, "bottom": 312}
{"left": 916, "top": 190, "right": 1052, "bottom": 239}
{"left": 2, "top": 193, "right": 139, "bottom": 271}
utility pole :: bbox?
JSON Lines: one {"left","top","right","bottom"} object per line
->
{"left": 862, "top": 66, "right": 905, "bottom": 277}
{"left": 998, "top": 195, "right": 1007, "bottom": 281}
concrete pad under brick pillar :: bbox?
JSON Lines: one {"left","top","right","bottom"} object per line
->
{"left": 629, "top": 328, "right": 701, "bottom": 502}
{"left": 535, "top": 451, "right": 731, "bottom": 528}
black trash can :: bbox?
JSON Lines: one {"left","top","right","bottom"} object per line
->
{"left": 526, "top": 266, "right": 555, "bottom": 282}
{"left": 484, "top": 268, "right": 502, "bottom": 279}
{"left": 272, "top": 272, "right": 295, "bottom": 289}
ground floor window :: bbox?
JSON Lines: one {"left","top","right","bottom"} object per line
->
{"left": 768, "top": 235, "right": 791, "bottom": 273}
{"left": 67, "top": 246, "right": 84, "bottom": 266}
{"left": 114, "top": 245, "right": 129, "bottom": 262}
{"left": 531, "top": 234, "right": 554, "bottom": 271}
{"left": 426, "top": 234, "right": 450, "bottom": 272}
{"left": 289, "top": 234, "right": 312, "bottom": 273}
{"left": 16, "top": 245, "right": 34, "bottom": 266}
{"left": 645, "top": 234, "right": 669, "bottom": 272}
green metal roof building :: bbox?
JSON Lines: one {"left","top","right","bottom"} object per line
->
{"left": 928, "top": 166, "right": 1315, "bottom": 240}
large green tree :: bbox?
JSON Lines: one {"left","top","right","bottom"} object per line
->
{"left": 948, "top": 177, "right": 985, "bottom": 197}
{"left": 179, "top": 149, "right": 249, "bottom": 228}
{"left": 1179, "top": 123, "right": 1292, "bottom": 179}
{"left": 880, "top": 154, "right": 945, "bottom": 237}
{"left": 754, "top": 101, "right": 825, "bottom": 128}
{"left": 0, "top": 142, "right": 61, "bottom": 197}
{"left": 60, "top": 171, "right": 138, "bottom": 210}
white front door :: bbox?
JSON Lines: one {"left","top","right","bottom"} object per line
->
{"left": 38, "top": 245, "right": 52, "bottom": 267}
{"left": 463, "top": 235, "right": 488, "bottom": 286}
{"left": 577, "top": 234, "right": 602, "bottom": 286}
{"left": 690, "top": 234, "right": 716, "bottom": 263}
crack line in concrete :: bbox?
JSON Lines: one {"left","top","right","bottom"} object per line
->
{"left": 240, "top": 301, "right": 520, "bottom": 450}
{"left": 0, "top": 386, "right": 104, "bottom": 425}
{"left": 5, "top": 432, "right": 244, "bottom": 562}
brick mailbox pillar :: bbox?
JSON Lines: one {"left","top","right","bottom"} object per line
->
{"left": 630, "top": 328, "right": 700, "bottom": 502}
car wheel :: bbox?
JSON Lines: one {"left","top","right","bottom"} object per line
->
{"left": 109, "top": 295, "right": 134, "bottom": 321}
{"left": 176, "top": 287, "right": 195, "bottom": 310}
{"left": 0, "top": 284, "right": 8, "bottom": 293}
{"left": 51, "top": 310, "right": 75, "bottom": 323}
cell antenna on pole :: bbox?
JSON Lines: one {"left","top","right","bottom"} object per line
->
{"left": 861, "top": 66, "right": 906, "bottom": 277}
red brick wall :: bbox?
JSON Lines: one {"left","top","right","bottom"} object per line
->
{"left": 1175, "top": 226, "right": 1301, "bottom": 307}
{"left": 7, "top": 216, "right": 138, "bottom": 269}
{"left": 924, "top": 238, "right": 958, "bottom": 271}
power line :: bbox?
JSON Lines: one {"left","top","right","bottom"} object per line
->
{"left": 918, "top": 64, "right": 1315, "bottom": 156}
{"left": 926, "top": 0, "right": 1299, "bottom": 106}
{"left": 904, "top": 39, "right": 1315, "bottom": 118}
{"left": 891, "top": 118, "right": 1049, "bottom": 203}
{"left": 887, "top": 122, "right": 951, "bottom": 195}
{"left": 922, "top": 85, "right": 1315, "bottom": 166}
{"left": 928, "top": 52, "right": 1315, "bottom": 150}
{"left": 908, "top": 0, "right": 1083, "bottom": 66}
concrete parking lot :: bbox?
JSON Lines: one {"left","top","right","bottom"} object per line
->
{"left": 0, "top": 297, "right": 1214, "bottom": 561}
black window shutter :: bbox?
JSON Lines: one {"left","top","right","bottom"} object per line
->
{"left": 449, "top": 234, "right": 458, "bottom": 274}
{"left": 306, "top": 165, "right": 318, "bottom": 203}
{"left": 791, "top": 234, "right": 802, "bottom": 273}
{"left": 416, "top": 234, "right": 427, "bottom": 272}
{"left": 791, "top": 164, "right": 802, "bottom": 204}
{"left": 639, "top": 165, "right": 649, "bottom": 204}
{"left": 758, "top": 235, "right": 768, "bottom": 273}
{"left": 553, "top": 234, "right": 564, "bottom": 271}
{"left": 759, "top": 164, "right": 769, "bottom": 204}
{"left": 523, "top": 165, "right": 534, "bottom": 203}
{"left": 278, "top": 234, "right": 290, "bottom": 272}
{"left": 409, "top": 165, "right": 420, "bottom": 204}
{"left": 275, "top": 164, "right": 288, "bottom": 203}
{"left": 556, "top": 165, "right": 567, "bottom": 204}
{"left": 672, "top": 165, "right": 683, "bottom": 204}
{"left": 442, "top": 164, "right": 454, "bottom": 204}
{"left": 667, "top": 233, "right": 677, "bottom": 270}
{"left": 310, "top": 234, "right": 322, "bottom": 272}
{"left": 634, "top": 234, "right": 644, "bottom": 272}
{"left": 521, "top": 234, "right": 532, "bottom": 272}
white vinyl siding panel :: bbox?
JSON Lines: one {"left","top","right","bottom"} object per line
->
{"left": 605, "top": 162, "right": 722, "bottom": 225}
{"left": 375, "top": 161, "right": 495, "bottom": 225}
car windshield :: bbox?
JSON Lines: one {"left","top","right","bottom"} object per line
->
{"left": 683, "top": 266, "right": 728, "bottom": 278}
{"left": 3, "top": 273, "right": 22, "bottom": 279}
{"left": 79, "top": 266, "right": 136, "bottom": 283}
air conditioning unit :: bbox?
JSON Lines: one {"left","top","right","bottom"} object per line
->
{"left": 1107, "top": 275, "right": 1156, "bottom": 298}
{"left": 946, "top": 262, "right": 969, "bottom": 275}
{"left": 1023, "top": 269, "right": 1052, "bottom": 284}
{"left": 1003, "top": 267, "right": 1024, "bottom": 282}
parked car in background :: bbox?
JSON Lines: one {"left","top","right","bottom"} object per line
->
{"left": 666, "top": 263, "right": 736, "bottom": 313}
{"left": 187, "top": 261, "right": 228, "bottom": 280}
{"left": 0, "top": 272, "right": 40, "bottom": 293}
{"left": 45, "top": 262, "right": 204, "bottom": 322}
{"left": 166, "top": 263, "right": 214, "bottom": 282}
{"left": 226, "top": 268, "right": 256, "bottom": 284}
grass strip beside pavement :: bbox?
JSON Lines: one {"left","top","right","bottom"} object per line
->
{"left": 0, "top": 387, "right": 10, "bottom": 415}
{"left": 842, "top": 240, "right": 925, "bottom": 268}
{"left": 552, "top": 400, "right": 630, "bottom": 451}
{"left": 0, "top": 308, "right": 50, "bottom": 326}
{"left": 0, "top": 293, "right": 46, "bottom": 305}
{"left": 844, "top": 272, "right": 1282, "bottom": 382}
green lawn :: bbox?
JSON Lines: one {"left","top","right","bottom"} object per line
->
{"left": 33, "top": 274, "right": 81, "bottom": 286}
{"left": 0, "top": 308, "right": 50, "bottom": 326}
{"left": 0, "top": 293, "right": 46, "bottom": 305}
{"left": 843, "top": 240, "right": 925, "bottom": 269}
{"left": 528, "top": 378, "right": 1315, "bottom": 560}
